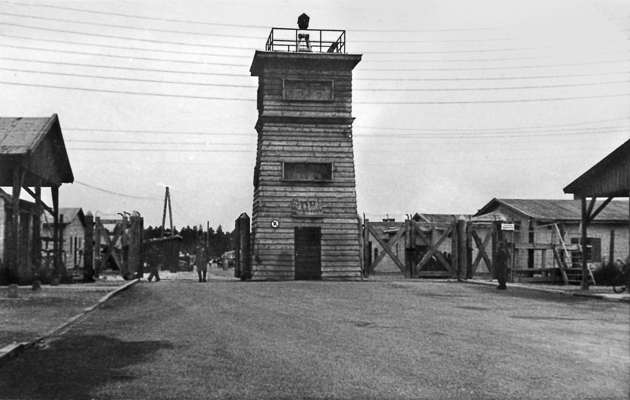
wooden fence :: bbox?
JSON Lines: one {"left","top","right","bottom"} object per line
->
{"left": 362, "top": 218, "right": 507, "bottom": 281}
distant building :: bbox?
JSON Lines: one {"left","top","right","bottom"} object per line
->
{"left": 0, "top": 114, "right": 74, "bottom": 283}
{"left": 474, "top": 198, "right": 629, "bottom": 272}
{"left": 43, "top": 208, "right": 87, "bottom": 272}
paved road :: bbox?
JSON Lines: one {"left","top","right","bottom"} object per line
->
{"left": 1, "top": 278, "right": 628, "bottom": 399}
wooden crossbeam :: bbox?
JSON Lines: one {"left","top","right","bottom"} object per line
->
{"left": 471, "top": 230, "right": 493, "bottom": 275}
{"left": 587, "top": 196, "right": 613, "bottom": 224}
{"left": 413, "top": 224, "right": 454, "bottom": 275}
{"left": 22, "top": 186, "right": 54, "bottom": 215}
{"left": 586, "top": 197, "right": 597, "bottom": 222}
{"left": 414, "top": 225, "right": 454, "bottom": 275}
{"left": 366, "top": 223, "right": 406, "bottom": 273}
{"left": 551, "top": 246, "right": 569, "bottom": 285}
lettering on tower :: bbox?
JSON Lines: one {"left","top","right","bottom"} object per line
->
{"left": 283, "top": 80, "right": 334, "bottom": 102}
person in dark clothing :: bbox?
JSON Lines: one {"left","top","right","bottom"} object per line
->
{"left": 147, "top": 261, "right": 161, "bottom": 282}
{"left": 495, "top": 241, "right": 510, "bottom": 289}
{"left": 195, "top": 246, "right": 208, "bottom": 282}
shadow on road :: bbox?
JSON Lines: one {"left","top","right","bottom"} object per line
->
{"left": 0, "top": 334, "right": 173, "bottom": 400}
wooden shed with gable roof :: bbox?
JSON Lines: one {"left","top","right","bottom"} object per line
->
{"left": 564, "top": 138, "right": 630, "bottom": 289}
{"left": 0, "top": 114, "right": 74, "bottom": 283}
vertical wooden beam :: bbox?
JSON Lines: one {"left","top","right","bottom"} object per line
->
{"left": 456, "top": 218, "right": 467, "bottom": 281}
{"left": 357, "top": 215, "right": 364, "bottom": 278}
{"left": 129, "top": 214, "right": 143, "bottom": 279}
{"left": 51, "top": 185, "right": 61, "bottom": 282}
{"left": 31, "top": 185, "right": 42, "bottom": 283}
{"left": 609, "top": 229, "right": 615, "bottom": 265}
{"left": 167, "top": 187, "right": 173, "bottom": 233}
{"left": 8, "top": 167, "right": 24, "bottom": 282}
{"left": 94, "top": 216, "right": 102, "bottom": 276}
{"left": 363, "top": 217, "right": 370, "bottom": 276}
{"left": 580, "top": 197, "right": 589, "bottom": 290}
{"left": 84, "top": 212, "right": 94, "bottom": 281}
{"left": 161, "top": 188, "right": 168, "bottom": 237}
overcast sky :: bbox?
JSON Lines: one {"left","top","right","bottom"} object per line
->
{"left": 1, "top": 0, "right": 629, "bottom": 229}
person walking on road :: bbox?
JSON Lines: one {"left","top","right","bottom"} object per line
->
{"left": 495, "top": 241, "right": 510, "bottom": 290}
{"left": 195, "top": 245, "right": 208, "bottom": 283}
{"left": 147, "top": 261, "right": 161, "bottom": 282}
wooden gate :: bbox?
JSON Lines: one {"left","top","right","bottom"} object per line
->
{"left": 94, "top": 214, "right": 143, "bottom": 279}
{"left": 362, "top": 217, "right": 499, "bottom": 281}
{"left": 468, "top": 222, "right": 495, "bottom": 279}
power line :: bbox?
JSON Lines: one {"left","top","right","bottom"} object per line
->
{"left": 0, "top": 32, "right": 534, "bottom": 64}
{"left": 75, "top": 180, "right": 159, "bottom": 200}
{"left": 65, "top": 128, "right": 252, "bottom": 137}
{"left": 358, "top": 59, "right": 630, "bottom": 72}
{"left": 0, "top": 80, "right": 256, "bottom": 101}
{"left": 2, "top": 80, "right": 628, "bottom": 104}
{"left": 6, "top": 66, "right": 627, "bottom": 93}
{"left": 0, "top": 44, "right": 250, "bottom": 67}
{"left": 0, "top": 22, "right": 256, "bottom": 51}
{"left": 5, "top": 2, "right": 502, "bottom": 33}
{"left": 355, "top": 71, "right": 630, "bottom": 82}
{"left": 1, "top": 21, "right": 544, "bottom": 56}
{"left": 355, "top": 127, "right": 628, "bottom": 139}
{"left": 0, "top": 57, "right": 251, "bottom": 77}
{"left": 0, "top": 33, "right": 252, "bottom": 58}
{"left": 4, "top": 56, "right": 627, "bottom": 83}
{"left": 68, "top": 139, "right": 250, "bottom": 145}
{"left": 354, "top": 80, "right": 630, "bottom": 92}
{"left": 5, "top": 1, "right": 270, "bottom": 29}
{"left": 0, "top": 67, "right": 257, "bottom": 89}
{"left": 353, "top": 92, "right": 630, "bottom": 105}
{"left": 68, "top": 147, "right": 254, "bottom": 153}
{"left": 64, "top": 117, "right": 630, "bottom": 137}
{"left": 0, "top": 11, "right": 264, "bottom": 39}
{"left": 355, "top": 116, "right": 630, "bottom": 132}
{"left": 364, "top": 47, "right": 536, "bottom": 55}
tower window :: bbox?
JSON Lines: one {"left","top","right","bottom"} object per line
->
{"left": 282, "top": 162, "right": 332, "bottom": 182}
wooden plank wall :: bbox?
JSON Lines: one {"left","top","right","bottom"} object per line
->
{"left": 252, "top": 122, "right": 361, "bottom": 279}
{"left": 251, "top": 54, "right": 362, "bottom": 280}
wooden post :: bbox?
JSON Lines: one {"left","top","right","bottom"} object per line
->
{"left": 7, "top": 168, "right": 23, "bottom": 282}
{"left": 238, "top": 213, "right": 251, "bottom": 280}
{"left": 129, "top": 214, "right": 143, "bottom": 279}
{"left": 457, "top": 218, "right": 467, "bottom": 281}
{"left": 357, "top": 215, "right": 364, "bottom": 278}
{"left": 363, "top": 217, "right": 370, "bottom": 276}
{"left": 84, "top": 212, "right": 94, "bottom": 281}
{"left": 233, "top": 215, "right": 241, "bottom": 278}
{"left": 51, "top": 185, "right": 60, "bottom": 282}
{"left": 581, "top": 197, "right": 589, "bottom": 290}
{"left": 94, "top": 216, "right": 102, "bottom": 276}
{"left": 609, "top": 229, "right": 615, "bottom": 265}
{"left": 451, "top": 220, "right": 458, "bottom": 280}
{"left": 406, "top": 218, "right": 415, "bottom": 278}
{"left": 31, "top": 185, "right": 42, "bottom": 283}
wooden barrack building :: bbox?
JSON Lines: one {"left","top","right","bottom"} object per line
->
{"left": 248, "top": 18, "right": 362, "bottom": 280}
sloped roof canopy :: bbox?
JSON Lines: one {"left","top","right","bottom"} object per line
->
{"left": 564, "top": 138, "right": 630, "bottom": 198}
{"left": 0, "top": 114, "right": 74, "bottom": 187}
{"left": 474, "top": 198, "right": 629, "bottom": 223}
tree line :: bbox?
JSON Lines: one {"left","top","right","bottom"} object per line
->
{"left": 144, "top": 224, "right": 232, "bottom": 258}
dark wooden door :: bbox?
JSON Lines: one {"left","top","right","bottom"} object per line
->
{"left": 294, "top": 227, "right": 321, "bottom": 280}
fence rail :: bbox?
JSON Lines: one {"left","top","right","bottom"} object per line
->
{"left": 265, "top": 28, "right": 346, "bottom": 53}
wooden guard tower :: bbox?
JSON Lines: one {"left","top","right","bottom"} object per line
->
{"left": 249, "top": 16, "right": 362, "bottom": 280}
